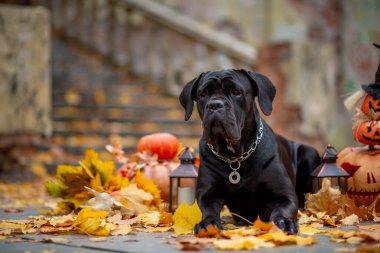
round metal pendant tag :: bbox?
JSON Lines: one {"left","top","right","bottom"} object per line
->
{"left": 229, "top": 171, "right": 240, "bottom": 184}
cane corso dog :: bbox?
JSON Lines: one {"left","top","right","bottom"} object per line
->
{"left": 179, "top": 69, "right": 321, "bottom": 234}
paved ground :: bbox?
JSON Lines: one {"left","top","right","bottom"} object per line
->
{"left": 1, "top": 207, "right": 372, "bottom": 253}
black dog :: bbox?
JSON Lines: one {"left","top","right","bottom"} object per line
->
{"left": 179, "top": 69, "right": 320, "bottom": 234}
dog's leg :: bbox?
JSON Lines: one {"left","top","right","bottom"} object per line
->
{"left": 194, "top": 168, "right": 226, "bottom": 234}
{"left": 194, "top": 194, "right": 224, "bottom": 234}
{"left": 268, "top": 198, "right": 298, "bottom": 234}
{"left": 261, "top": 155, "right": 299, "bottom": 234}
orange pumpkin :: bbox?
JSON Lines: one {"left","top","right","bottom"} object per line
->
{"left": 137, "top": 133, "right": 180, "bottom": 160}
{"left": 353, "top": 121, "right": 380, "bottom": 146}
{"left": 361, "top": 94, "right": 380, "bottom": 120}
{"left": 337, "top": 146, "right": 380, "bottom": 207}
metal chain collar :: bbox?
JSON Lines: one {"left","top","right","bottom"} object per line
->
{"left": 207, "top": 118, "right": 264, "bottom": 172}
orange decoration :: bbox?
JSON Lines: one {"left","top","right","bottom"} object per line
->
{"left": 137, "top": 133, "right": 180, "bottom": 160}
{"left": 338, "top": 146, "right": 380, "bottom": 206}
{"left": 361, "top": 94, "right": 380, "bottom": 120}
{"left": 353, "top": 121, "right": 380, "bottom": 146}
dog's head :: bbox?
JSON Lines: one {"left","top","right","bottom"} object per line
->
{"left": 179, "top": 69, "right": 276, "bottom": 157}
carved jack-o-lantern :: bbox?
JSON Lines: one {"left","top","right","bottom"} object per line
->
{"left": 353, "top": 121, "right": 380, "bottom": 146}
{"left": 338, "top": 146, "right": 380, "bottom": 206}
{"left": 344, "top": 44, "right": 380, "bottom": 147}
{"left": 361, "top": 94, "right": 380, "bottom": 121}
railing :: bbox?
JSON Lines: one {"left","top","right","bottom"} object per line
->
{"left": 48, "top": 0, "right": 257, "bottom": 95}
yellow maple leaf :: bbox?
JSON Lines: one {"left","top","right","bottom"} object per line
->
{"left": 135, "top": 170, "right": 161, "bottom": 207}
{"left": 213, "top": 238, "right": 255, "bottom": 250}
{"left": 90, "top": 173, "right": 104, "bottom": 193}
{"left": 81, "top": 149, "right": 115, "bottom": 184}
{"left": 55, "top": 165, "right": 85, "bottom": 183}
{"left": 74, "top": 207, "right": 111, "bottom": 236}
{"left": 173, "top": 201, "right": 202, "bottom": 235}
{"left": 105, "top": 174, "right": 130, "bottom": 192}
{"left": 77, "top": 218, "right": 111, "bottom": 236}
{"left": 221, "top": 227, "right": 260, "bottom": 238}
{"left": 299, "top": 225, "right": 326, "bottom": 235}
{"left": 295, "top": 236, "right": 317, "bottom": 246}
{"left": 74, "top": 207, "right": 108, "bottom": 226}
{"left": 258, "top": 231, "right": 290, "bottom": 243}
{"left": 213, "top": 236, "right": 274, "bottom": 250}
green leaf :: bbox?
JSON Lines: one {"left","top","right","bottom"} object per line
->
{"left": 45, "top": 181, "right": 68, "bottom": 198}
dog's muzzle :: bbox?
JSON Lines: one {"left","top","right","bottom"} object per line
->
{"left": 206, "top": 99, "right": 224, "bottom": 112}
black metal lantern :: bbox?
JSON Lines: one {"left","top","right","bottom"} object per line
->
{"left": 169, "top": 147, "right": 198, "bottom": 212}
{"left": 311, "top": 144, "right": 349, "bottom": 193}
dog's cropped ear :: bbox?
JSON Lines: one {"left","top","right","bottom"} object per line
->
{"left": 179, "top": 72, "right": 204, "bottom": 121}
{"left": 239, "top": 69, "right": 276, "bottom": 116}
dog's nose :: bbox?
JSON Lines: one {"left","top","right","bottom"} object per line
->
{"left": 207, "top": 100, "right": 224, "bottom": 111}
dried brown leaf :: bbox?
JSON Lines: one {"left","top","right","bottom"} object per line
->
{"left": 340, "top": 214, "right": 359, "bottom": 226}
{"left": 305, "top": 179, "right": 341, "bottom": 215}
{"left": 110, "top": 224, "right": 132, "bottom": 236}
{"left": 356, "top": 230, "right": 380, "bottom": 242}
{"left": 196, "top": 224, "right": 220, "bottom": 238}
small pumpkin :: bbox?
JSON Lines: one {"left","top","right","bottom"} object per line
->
{"left": 337, "top": 146, "right": 380, "bottom": 207}
{"left": 361, "top": 94, "right": 380, "bottom": 121}
{"left": 143, "top": 160, "right": 178, "bottom": 202}
{"left": 137, "top": 133, "right": 180, "bottom": 161}
{"left": 353, "top": 121, "right": 380, "bottom": 146}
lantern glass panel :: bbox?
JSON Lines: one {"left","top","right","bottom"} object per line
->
{"left": 169, "top": 147, "right": 198, "bottom": 212}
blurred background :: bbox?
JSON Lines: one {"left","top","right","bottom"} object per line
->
{"left": 0, "top": 0, "right": 379, "bottom": 180}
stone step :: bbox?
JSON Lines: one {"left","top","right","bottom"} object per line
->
{"left": 52, "top": 89, "right": 181, "bottom": 108}
{"left": 51, "top": 132, "right": 200, "bottom": 150}
{"left": 52, "top": 118, "right": 201, "bottom": 135}
{"left": 52, "top": 115, "right": 200, "bottom": 124}
{"left": 45, "top": 38, "right": 203, "bottom": 169}
{"left": 52, "top": 105, "right": 199, "bottom": 122}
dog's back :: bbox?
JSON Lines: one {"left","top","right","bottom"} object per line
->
{"left": 276, "top": 135, "right": 321, "bottom": 207}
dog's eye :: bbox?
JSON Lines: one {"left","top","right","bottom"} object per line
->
{"left": 199, "top": 91, "right": 207, "bottom": 98}
{"left": 230, "top": 88, "right": 241, "bottom": 96}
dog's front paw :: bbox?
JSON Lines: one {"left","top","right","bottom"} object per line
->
{"left": 273, "top": 218, "right": 298, "bottom": 234}
{"left": 194, "top": 216, "right": 222, "bottom": 236}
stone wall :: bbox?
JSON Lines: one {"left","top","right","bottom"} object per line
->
{"left": 0, "top": 4, "right": 51, "bottom": 135}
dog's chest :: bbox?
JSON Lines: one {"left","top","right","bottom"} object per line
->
{"left": 223, "top": 164, "right": 262, "bottom": 192}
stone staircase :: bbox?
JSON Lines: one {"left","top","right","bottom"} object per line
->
{"left": 48, "top": 39, "right": 202, "bottom": 165}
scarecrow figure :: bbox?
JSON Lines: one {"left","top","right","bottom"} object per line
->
{"left": 337, "top": 43, "right": 380, "bottom": 207}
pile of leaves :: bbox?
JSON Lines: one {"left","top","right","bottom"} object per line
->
{"left": 303, "top": 179, "right": 379, "bottom": 226}
{"left": 44, "top": 149, "right": 161, "bottom": 214}
{"left": 0, "top": 207, "right": 173, "bottom": 237}
{"left": 169, "top": 201, "right": 380, "bottom": 251}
